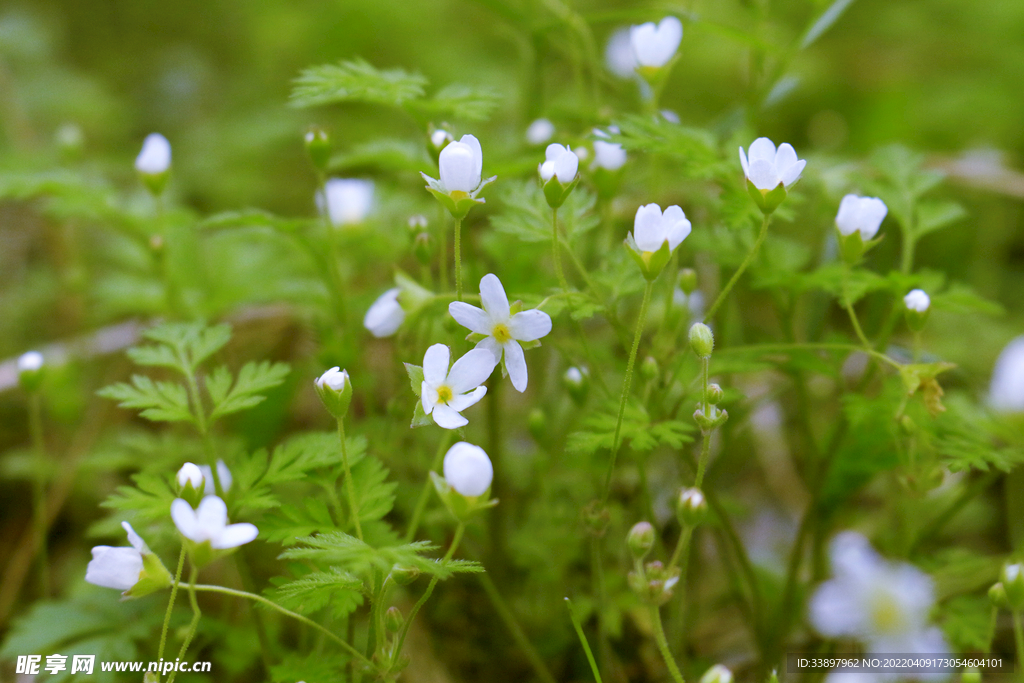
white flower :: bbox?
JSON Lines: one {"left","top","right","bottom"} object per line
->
{"left": 439, "top": 134, "right": 483, "bottom": 193}
{"left": 449, "top": 274, "right": 552, "bottom": 393}
{"left": 17, "top": 351, "right": 43, "bottom": 373}
{"left": 904, "top": 289, "right": 930, "bottom": 313}
{"left": 171, "top": 495, "right": 258, "bottom": 549}
{"left": 565, "top": 367, "right": 585, "bottom": 384}
{"left": 700, "top": 665, "right": 733, "bottom": 683}
{"left": 526, "top": 118, "right": 555, "bottom": 145}
{"left": 739, "top": 138, "right": 806, "bottom": 191}
{"left": 605, "top": 27, "right": 638, "bottom": 78}
{"left": 420, "top": 344, "right": 496, "bottom": 429}
{"left": 809, "top": 532, "right": 947, "bottom": 653}
{"left": 632, "top": 204, "right": 692, "bottom": 252}
{"left": 199, "top": 460, "right": 233, "bottom": 496}
{"left": 443, "top": 442, "right": 493, "bottom": 497}
{"left": 364, "top": 288, "right": 405, "bottom": 338}
{"left": 989, "top": 336, "right": 1024, "bottom": 413}
{"left": 316, "top": 367, "right": 349, "bottom": 392}
{"left": 539, "top": 144, "right": 579, "bottom": 183}
{"left": 320, "top": 178, "right": 374, "bottom": 227}
{"left": 592, "top": 128, "right": 626, "bottom": 171}
{"left": 431, "top": 128, "right": 452, "bottom": 149}
{"left": 177, "top": 462, "right": 204, "bottom": 489}
{"left": 85, "top": 522, "right": 149, "bottom": 591}
{"left": 630, "top": 17, "right": 683, "bottom": 69}
{"left": 135, "top": 133, "right": 171, "bottom": 174}
{"left": 836, "top": 194, "right": 888, "bottom": 240}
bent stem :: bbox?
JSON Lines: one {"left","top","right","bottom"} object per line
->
{"left": 157, "top": 545, "right": 187, "bottom": 665}
{"left": 842, "top": 263, "right": 872, "bottom": 349}
{"left": 602, "top": 281, "right": 655, "bottom": 502}
{"left": 649, "top": 604, "right": 686, "bottom": 683}
{"left": 704, "top": 214, "right": 771, "bottom": 323}
{"left": 566, "top": 597, "right": 603, "bottom": 683}
{"left": 405, "top": 431, "right": 453, "bottom": 542}
{"left": 552, "top": 208, "right": 570, "bottom": 291}
{"left": 454, "top": 217, "right": 464, "bottom": 301}
{"left": 28, "top": 393, "right": 48, "bottom": 597}
{"left": 337, "top": 417, "right": 363, "bottom": 541}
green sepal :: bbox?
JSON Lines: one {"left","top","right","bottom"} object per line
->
{"left": 404, "top": 363, "right": 424, "bottom": 396}
{"left": 693, "top": 406, "right": 729, "bottom": 433}
{"left": 422, "top": 174, "right": 496, "bottom": 220}
{"left": 183, "top": 539, "right": 217, "bottom": 569}
{"left": 430, "top": 471, "right": 498, "bottom": 523}
{"left": 624, "top": 233, "right": 672, "bottom": 282}
{"left": 836, "top": 226, "right": 884, "bottom": 265}
{"left": 122, "top": 552, "right": 173, "bottom": 599}
{"left": 465, "top": 332, "right": 487, "bottom": 343}
{"left": 746, "top": 178, "right": 787, "bottom": 215}
{"left": 410, "top": 401, "right": 433, "bottom": 428}
{"left": 314, "top": 376, "right": 353, "bottom": 420}
{"left": 178, "top": 480, "right": 204, "bottom": 508}
{"left": 542, "top": 173, "right": 580, "bottom": 209}
{"left": 139, "top": 170, "right": 170, "bottom": 197}
{"left": 520, "top": 339, "right": 542, "bottom": 351}
{"left": 636, "top": 53, "right": 680, "bottom": 89}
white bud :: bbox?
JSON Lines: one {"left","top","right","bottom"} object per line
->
{"left": 592, "top": 129, "right": 626, "bottom": 171}
{"left": 439, "top": 134, "right": 483, "bottom": 193}
{"left": 630, "top": 16, "right": 683, "bottom": 69}
{"left": 18, "top": 351, "right": 44, "bottom": 373}
{"left": 443, "top": 442, "right": 493, "bottom": 497}
{"left": 177, "top": 462, "right": 204, "bottom": 489}
{"left": 526, "top": 118, "right": 555, "bottom": 145}
{"left": 316, "top": 367, "right": 349, "bottom": 392}
{"left": 320, "top": 178, "right": 374, "bottom": 227}
{"left": 990, "top": 336, "right": 1024, "bottom": 413}
{"left": 199, "top": 460, "right": 233, "bottom": 495}
{"left": 836, "top": 194, "right": 888, "bottom": 240}
{"left": 903, "top": 289, "right": 930, "bottom": 313}
{"left": 364, "top": 288, "right": 405, "bottom": 338}
{"left": 135, "top": 133, "right": 171, "bottom": 174}
{"left": 700, "top": 665, "right": 734, "bottom": 683}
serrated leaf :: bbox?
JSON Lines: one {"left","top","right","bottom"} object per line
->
{"left": 290, "top": 58, "right": 427, "bottom": 108}
{"left": 351, "top": 455, "right": 397, "bottom": 525}
{"left": 208, "top": 360, "right": 290, "bottom": 422}
{"left": 269, "top": 568, "right": 364, "bottom": 619}
{"left": 261, "top": 498, "right": 338, "bottom": 544}
{"left": 406, "top": 83, "right": 500, "bottom": 122}
{"left": 98, "top": 471, "right": 178, "bottom": 526}
{"left": 797, "top": 263, "right": 888, "bottom": 304}
{"left": 411, "top": 400, "right": 433, "bottom": 428}
{"left": 280, "top": 533, "right": 455, "bottom": 581}
{"left": 97, "top": 376, "right": 196, "bottom": 424}
{"left": 607, "top": 115, "right": 721, "bottom": 180}
{"left": 404, "top": 363, "right": 424, "bottom": 395}
{"left": 491, "top": 180, "right": 598, "bottom": 244}
{"left": 141, "top": 322, "right": 232, "bottom": 370}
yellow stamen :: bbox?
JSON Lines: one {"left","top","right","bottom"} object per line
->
{"left": 436, "top": 385, "right": 453, "bottom": 403}
{"left": 492, "top": 323, "right": 512, "bottom": 344}
{"left": 869, "top": 596, "right": 903, "bottom": 634}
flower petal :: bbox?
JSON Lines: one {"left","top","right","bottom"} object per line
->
{"left": 835, "top": 194, "right": 860, "bottom": 236}
{"left": 459, "top": 134, "right": 483, "bottom": 185}
{"left": 422, "top": 381, "right": 437, "bottom": 414}
{"left": 748, "top": 159, "right": 780, "bottom": 191}
{"left": 508, "top": 310, "right": 552, "bottom": 341}
{"left": 450, "top": 385, "right": 487, "bottom": 412}
{"left": 779, "top": 158, "right": 806, "bottom": 188}
{"left": 545, "top": 143, "right": 567, "bottom": 162}
{"left": 476, "top": 336, "right": 504, "bottom": 363}
{"left": 633, "top": 203, "right": 664, "bottom": 252}
{"left": 747, "top": 137, "right": 776, "bottom": 163}
{"left": 432, "top": 403, "right": 469, "bottom": 429}
{"left": 774, "top": 143, "right": 797, "bottom": 174}
{"left": 449, "top": 302, "right": 491, "bottom": 335}
{"left": 171, "top": 499, "right": 201, "bottom": 541}
{"left": 738, "top": 147, "right": 749, "bottom": 177}
{"left": 665, "top": 215, "right": 692, "bottom": 252}
{"left": 423, "top": 344, "right": 450, "bottom": 386}
{"left": 122, "top": 521, "right": 149, "bottom": 554}
{"left": 212, "top": 523, "right": 259, "bottom": 549}
{"left": 503, "top": 341, "right": 528, "bottom": 392}
{"left": 554, "top": 149, "right": 579, "bottom": 183}
{"left": 195, "top": 495, "right": 228, "bottom": 533}
{"left": 446, "top": 348, "right": 497, "bottom": 394}
{"left": 478, "top": 273, "right": 510, "bottom": 322}
{"left": 439, "top": 141, "right": 480, "bottom": 193}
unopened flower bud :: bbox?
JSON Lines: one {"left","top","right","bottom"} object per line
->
{"left": 678, "top": 268, "right": 697, "bottom": 295}
{"left": 677, "top": 488, "right": 707, "bottom": 527}
{"left": 627, "top": 522, "right": 655, "bottom": 561}
{"left": 135, "top": 133, "right": 171, "bottom": 196}
{"left": 315, "top": 367, "right": 353, "bottom": 419}
{"left": 304, "top": 127, "right": 331, "bottom": 173}
{"left": 413, "top": 231, "right": 433, "bottom": 265}
{"left": 689, "top": 323, "right": 714, "bottom": 358}
{"left": 1001, "top": 563, "right": 1024, "bottom": 611}
{"left": 563, "top": 367, "right": 590, "bottom": 406}
{"left": 701, "top": 664, "right": 734, "bottom": 683}
{"left": 390, "top": 565, "right": 420, "bottom": 586}
{"left": 17, "top": 351, "right": 45, "bottom": 392}
{"left": 989, "top": 582, "right": 1009, "bottom": 610}
{"left": 706, "top": 383, "right": 724, "bottom": 405}
{"left": 443, "top": 442, "right": 493, "bottom": 498}
{"left": 407, "top": 214, "right": 428, "bottom": 231}
{"left": 384, "top": 606, "right": 404, "bottom": 633}
{"left": 904, "top": 289, "right": 930, "bottom": 332}
{"left": 641, "top": 356, "right": 659, "bottom": 381}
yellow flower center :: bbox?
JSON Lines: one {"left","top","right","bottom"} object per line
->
{"left": 492, "top": 323, "right": 512, "bottom": 344}
{"left": 449, "top": 190, "right": 469, "bottom": 200}
{"left": 869, "top": 595, "right": 903, "bottom": 634}
{"left": 436, "top": 385, "right": 453, "bottom": 404}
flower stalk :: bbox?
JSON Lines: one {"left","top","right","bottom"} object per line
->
{"left": 338, "top": 416, "right": 363, "bottom": 541}
{"left": 704, "top": 213, "right": 770, "bottom": 323}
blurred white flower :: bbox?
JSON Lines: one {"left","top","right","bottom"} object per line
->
{"left": 632, "top": 204, "right": 692, "bottom": 253}
{"left": 364, "top": 288, "right": 405, "bottom": 338}
{"left": 316, "top": 367, "right": 349, "bottom": 392}
{"left": 198, "top": 460, "right": 232, "bottom": 496}
{"left": 526, "top": 118, "right": 555, "bottom": 145}
{"left": 430, "top": 128, "right": 453, "bottom": 150}
{"left": 171, "top": 495, "right": 258, "bottom": 549}
{"left": 539, "top": 144, "right": 579, "bottom": 184}
{"left": 904, "top": 289, "right": 930, "bottom": 312}
{"left": 320, "top": 178, "right": 374, "bottom": 227}
{"left": 661, "top": 109, "right": 681, "bottom": 124}
{"left": 85, "top": 522, "right": 149, "bottom": 591}
{"left": 605, "top": 27, "right": 638, "bottom": 78}
{"left": 177, "top": 462, "right": 204, "bottom": 489}
{"left": 739, "top": 138, "right": 806, "bottom": 191}
{"left": 630, "top": 17, "right": 683, "bottom": 68}
{"left": 565, "top": 367, "right": 585, "bottom": 384}
{"left": 449, "top": 274, "right": 552, "bottom": 393}
{"left": 700, "top": 665, "right": 733, "bottom": 683}
{"left": 439, "top": 134, "right": 483, "bottom": 193}
{"left": 17, "top": 351, "right": 43, "bottom": 373}
{"left": 592, "top": 128, "right": 626, "bottom": 171}
{"left": 420, "top": 344, "right": 496, "bottom": 429}
{"left": 836, "top": 194, "right": 888, "bottom": 240}
{"left": 135, "top": 133, "right": 171, "bottom": 174}
{"left": 989, "top": 336, "right": 1024, "bottom": 413}
{"left": 443, "top": 442, "right": 493, "bottom": 497}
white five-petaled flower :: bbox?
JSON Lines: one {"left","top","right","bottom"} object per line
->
{"left": 171, "top": 495, "right": 258, "bottom": 549}
{"left": 439, "top": 134, "right": 484, "bottom": 193}
{"left": 539, "top": 144, "right": 579, "bottom": 184}
{"left": 526, "top": 119, "right": 555, "bottom": 145}
{"left": 630, "top": 16, "right": 683, "bottom": 69}
{"left": 420, "top": 344, "right": 496, "bottom": 429}
{"left": 320, "top": 178, "right": 374, "bottom": 227}
{"left": 904, "top": 289, "right": 930, "bottom": 313}
{"left": 989, "top": 336, "right": 1024, "bottom": 413}
{"left": 632, "top": 204, "right": 692, "bottom": 253}
{"left": 135, "top": 133, "right": 171, "bottom": 174}
{"left": 177, "top": 462, "right": 204, "bottom": 489}
{"left": 443, "top": 442, "right": 494, "bottom": 497}
{"left": 364, "top": 288, "right": 405, "bottom": 338}
{"left": 739, "top": 138, "right": 806, "bottom": 191}
{"left": 85, "top": 522, "right": 149, "bottom": 591}
{"left": 17, "top": 351, "right": 43, "bottom": 373}
{"left": 809, "top": 531, "right": 948, "bottom": 655}
{"left": 449, "top": 274, "right": 553, "bottom": 393}
{"left": 836, "top": 194, "right": 888, "bottom": 240}
{"left": 592, "top": 128, "right": 627, "bottom": 171}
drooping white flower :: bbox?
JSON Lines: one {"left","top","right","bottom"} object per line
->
{"left": 320, "top": 178, "right": 374, "bottom": 227}
{"left": 904, "top": 289, "right": 930, "bottom": 313}
{"left": 85, "top": 522, "right": 149, "bottom": 591}
{"left": 199, "top": 460, "right": 233, "bottom": 496}
{"left": 170, "top": 495, "right": 258, "bottom": 549}
{"left": 605, "top": 27, "right": 638, "bottom": 78}
{"left": 364, "top": 288, "right": 405, "bottom": 338}
{"left": 420, "top": 344, "right": 496, "bottom": 429}
{"left": 177, "top": 462, "right": 204, "bottom": 489}
{"left": 630, "top": 17, "right": 683, "bottom": 69}
{"left": 809, "top": 531, "right": 947, "bottom": 654}
{"left": 632, "top": 204, "right": 692, "bottom": 253}
{"left": 592, "top": 128, "right": 627, "bottom": 171}
{"left": 539, "top": 144, "right": 579, "bottom": 183}
{"left": 442, "top": 442, "right": 493, "bottom": 497}
{"left": 439, "top": 134, "right": 483, "bottom": 193}
{"left": 836, "top": 194, "right": 888, "bottom": 240}
{"left": 17, "top": 351, "right": 43, "bottom": 373}
{"left": 449, "top": 274, "right": 552, "bottom": 393}
{"left": 989, "top": 336, "right": 1024, "bottom": 413}
{"left": 739, "top": 138, "right": 806, "bottom": 191}
{"left": 135, "top": 133, "right": 171, "bottom": 174}
{"left": 316, "top": 367, "right": 349, "bottom": 392}
{"left": 526, "top": 119, "right": 555, "bottom": 145}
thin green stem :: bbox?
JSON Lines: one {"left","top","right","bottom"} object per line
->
{"left": 649, "top": 604, "right": 686, "bottom": 683}
{"left": 590, "top": 535, "right": 613, "bottom": 680}
{"left": 566, "top": 597, "right": 603, "bottom": 683}
{"left": 602, "top": 281, "right": 655, "bottom": 502}
{"left": 28, "top": 393, "right": 48, "bottom": 597}
{"left": 704, "top": 214, "right": 771, "bottom": 323}
{"left": 337, "top": 418, "right": 362, "bottom": 541}
{"left": 405, "top": 432, "right": 453, "bottom": 542}
{"left": 454, "top": 217, "right": 464, "bottom": 301}
{"left": 694, "top": 432, "right": 712, "bottom": 491}
{"left": 553, "top": 208, "right": 570, "bottom": 291}
{"left": 842, "top": 264, "right": 872, "bottom": 349}
{"left": 479, "top": 572, "right": 557, "bottom": 683}
{"left": 438, "top": 205, "right": 449, "bottom": 294}
{"left": 668, "top": 526, "right": 693, "bottom": 572}
{"left": 167, "top": 567, "right": 200, "bottom": 683}
{"left": 157, "top": 546, "right": 187, "bottom": 666}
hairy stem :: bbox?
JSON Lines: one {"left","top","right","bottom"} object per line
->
{"left": 649, "top": 604, "right": 686, "bottom": 683}
{"left": 337, "top": 418, "right": 363, "bottom": 541}
{"left": 157, "top": 546, "right": 187, "bottom": 666}
{"left": 704, "top": 214, "right": 771, "bottom": 323}
{"left": 167, "top": 567, "right": 201, "bottom": 683}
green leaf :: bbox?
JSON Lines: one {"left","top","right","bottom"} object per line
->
{"left": 98, "top": 471, "right": 178, "bottom": 526}
{"left": 931, "top": 283, "right": 1004, "bottom": 316}
{"left": 404, "top": 363, "right": 424, "bottom": 395}
{"left": 141, "top": 322, "right": 232, "bottom": 370}
{"left": 280, "top": 533, "right": 455, "bottom": 581}
{"left": 405, "top": 83, "right": 501, "bottom": 122}
{"left": 199, "top": 209, "right": 309, "bottom": 233}
{"left": 607, "top": 115, "right": 721, "bottom": 180}
{"left": 97, "top": 376, "right": 196, "bottom": 424}
{"left": 915, "top": 200, "right": 967, "bottom": 239}
{"left": 796, "top": 263, "right": 888, "bottom": 304}
{"left": 351, "top": 455, "right": 397, "bottom": 525}
{"left": 290, "top": 58, "right": 427, "bottom": 108}
{"left": 208, "top": 360, "right": 290, "bottom": 422}
{"left": 800, "top": 0, "right": 857, "bottom": 50}
{"left": 491, "top": 180, "right": 598, "bottom": 244}
{"left": 269, "top": 568, "right": 364, "bottom": 619}
{"left": 260, "top": 497, "right": 338, "bottom": 544}
{"left": 566, "top": 403, "right": 694, "bottom": 455}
